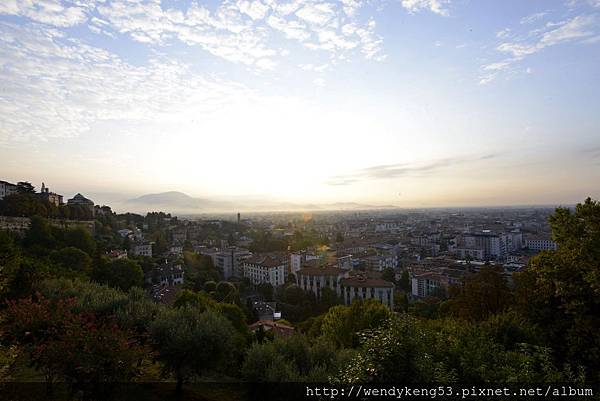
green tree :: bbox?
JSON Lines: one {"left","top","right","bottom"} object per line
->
{"left": 320, "top": 299, "right": 391, "bottom": 348}
{"left": 515, "top": 198, "right": 600, "bottom": 376}
{"left": 0, "top": 232, "right": 21, "bottom": 300}
{"left": 381, "top": 267, "right": 396, "bottom": 284}
{"left": 447, "top": 266, "right": 511, "bottom": 321}
{"left": 49, "top": 246, "right": 92, "bottom": 276}
{"left": 16, "top": 182, "right": 35, "bottom": 193}
{"left": 150, "top": 306, "right": 237, "bottom": 392}
{"left": 215, "top": 281, "right": 238, "bottom": 303}
{"left": 256, "top": 282, "right": 274, "bottom": 301}
{"left": 24, "top": 216, "right": 55, "bottom": 251}
{"left": 398, "top": 270, "right": 410, "bottom": 292}
{"left": 64, "top": 227, "right": 96, "bottom": 256}
{"left": 94, "top": 258, "right": 144, "bottom": 291}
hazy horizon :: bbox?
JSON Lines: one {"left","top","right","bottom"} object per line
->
{"left": 1, "top": 0, "right": 599, "bottom": 208}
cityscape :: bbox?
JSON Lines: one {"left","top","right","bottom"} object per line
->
{"left": 1, "top": 0, "right": 600, "bottom": 400}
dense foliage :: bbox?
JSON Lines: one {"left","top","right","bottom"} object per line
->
{"left": 0, "top": 198, "right": 599, "bottom": 396}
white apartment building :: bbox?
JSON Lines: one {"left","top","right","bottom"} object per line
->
{"left": 215, "top": 246, "right": 252, "bottom": 279}
{"left": 290, "top": 251, "right": 319, "bottom": 275}
{"left": 457, "top": 230, "right": 523, "bottom": 261}
{"left": 132, "top": 242, "right": 153, "bottom": 257}
{"left": 340, "top": 276, "right": 395, "bottom": 309}
{"left": 525, "top": 238, "right": 557, "bottom": 251}
{"left": 410, "top": 271, "right": 462, "bottom": 298}
{"left": 243, "top": 255, "right": 287, "bottom": 287}
{"left": 296, "top": 265, "right": 344, "bottom": 298}
{"left": 0, "top": 180, "right": 18, "bottom": 200}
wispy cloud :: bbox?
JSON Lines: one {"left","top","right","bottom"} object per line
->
{"left": 326, "top": 154, "right": 498, "bottom": 185}
{"left": 0, "top": 0, "right": 386, "bottom": 70}
{"left": 520, "top": 12, "right": 548, "bottom": 25}
{"left": 582, "top": 145, "right": 600, "bottom": 163}
{"left": 400, "top": 0, "right": 450, "bottom": 16}
{"left": 0, "top": 21, "right": 253, "bottom": 143}
{"left": 480, "top": 13, "right": 599, "bottom": 84}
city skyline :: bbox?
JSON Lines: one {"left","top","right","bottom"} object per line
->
{"left": 1, "top": 0, "right": 599, "bottom": 208}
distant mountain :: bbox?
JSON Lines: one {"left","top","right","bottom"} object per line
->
{"left": 123, "top": 191, "right": 397, "bottom": 214}
{"left": 125, "top": 191, "right": 231, "bottom": 213}
{"left": 129, "top": 191, "right": 197, "bottom": 206}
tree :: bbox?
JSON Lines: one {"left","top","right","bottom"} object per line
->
{"left": 447, "top": 266, "right": 511, "bottom": 321}
{"left": 2, "top": 295, "right": 145, "bottom": 396}
{"left": 256, "top": 282, "right": 274, "bottom": 301}
{"left": 94, "top": 258, "right": 143, "bottom": 291}
{"left": 64, "top": 227, "right": 96, "bottom": 256}
{"left": 215, "top": 281, "right": 238, "bottom": 303}
{"left": 318, "top": 287, "right": 341, "bottom": 313}
{"left": 398, "top": 270, "right": 410, "bottom": 292}
{"left": 0, "top": 232, "right": 21, "bottom": 300}
{"left": 514, "top": 198, "right": 600, "bottom": 376}
{"left": 335, "top": 315, "right": 443, "bottom": 383}
{"left": 24, "top": 216, "right": 55, "bottom": 250}
{"left": 320, "top": 299, "right": 391, "bottom": 348}
{"left": 381, "top": 267, "right": 395, "bottom": 284}
{"left": 49, "top": 247, "right": 92, "bottom": 276}
{"left": 150, "top": 306, "right": 237, "bottom": 392}
{"left": 16, "top": 181, "right": 35, "bottom": 193}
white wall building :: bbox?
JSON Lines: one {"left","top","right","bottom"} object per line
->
{"left": 290, "top": 251, "right": 319, "bottom": 275}
{"left": 525, "top": 238, "right": 557, "bottom": 251}
{"left": 340, "top": 276, "right": 394, "bottom": 309}
{"left": 0, "top": 180, "right": 18, "bottom": 200}
{"left": 132, "top": 242, "right": 153, "bottom": 257}
{"left": 215, "top": 246, "right": 252, "bottom": 279}
{"left": 243, "top": 255, "right": 287, "bottom": 287}
{"left": 296, "top": 265, "right": 344, "bottom": 298}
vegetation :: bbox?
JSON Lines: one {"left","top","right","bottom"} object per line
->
{"left": 0, "top": 197, "right": 599, "bottom": 395}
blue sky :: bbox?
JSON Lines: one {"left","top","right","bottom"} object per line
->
{"left": 0, "top": 0, "right": 599, "bottom": 209}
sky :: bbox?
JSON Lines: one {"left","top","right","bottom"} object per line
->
{"left": 0, "top": 0, "right": 599, "bottom": 210}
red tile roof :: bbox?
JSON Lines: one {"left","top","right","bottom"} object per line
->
{"left": 248, "top": 320, "right": 295, "bottom": 336}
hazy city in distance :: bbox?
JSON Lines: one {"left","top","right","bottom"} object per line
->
{"left": 1, "top": 0, "right": 599, "bottom": 400}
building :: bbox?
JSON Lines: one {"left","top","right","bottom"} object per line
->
{"left": 410, "top": 270, "right": 463, "bottom": 298}
{"left": 525, "top": 237, "right": 557, "bottom": 251}
{"left": 169, "top": 245, "right": 183, "bottom": 256}
{"left": 248, "top": 320, "right": 295, "bottom": 337}
{"left": 146, "top": 262, "right": 184, "bottom": 286}
{"left": 106, "top": 249, "right": 128, "bottom": 260}
{"left": 37, "top": 183, "right": 63, "bottom": 206}
{"left": 0, "top": 180, "right": 18, "bottom": 200}
{"left": 214, "top": 246, "right": 252, "bottom": 279}
{"left": 132, "top": 242, "right": 153, "bottom": 257}
{"left": 455, "top": 248, "right": 485, "bottom": 260}
{"left": 455, "top": 230, "right": 522, "bottom": 261}
{"left": 242, "top": 254, "right": 287, "bottom": 287}
{"left": 289, "top": 251, "right": 320, "bottom": 275}
{"left": 296, "top": 265, "right": 344, "bottom": 298}
{"left": 67, "top": 193, "right": 95, "bottom": 215}
{"left": 339, "top": 275, "right": 395, "bottom": 309}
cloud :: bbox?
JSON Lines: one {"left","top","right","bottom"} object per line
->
{"left": 326, "top": 154, "right": 498, "bottom": 185}
{"left": 520, "top": 12, "right": 547, "bottom": 25}
{"left": 0, "top": 21, "right": 254, "bottom": 143}
{"left": 0, "top": 0, "right": 385, "bottom": 70}
{"left": 496, "top": 28, "right": 511, "bottom": 39}
{"left": 480, "top": 14, "right": 599, "bottom": 84}
{"left": 583, "top": 145, "right": 600, "bottom": 159}
{"left": 400, "top": 0, "right": 450, "bottom": 16}
{"left": 0, "top": 0, "right": 90, "bottom": 27}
